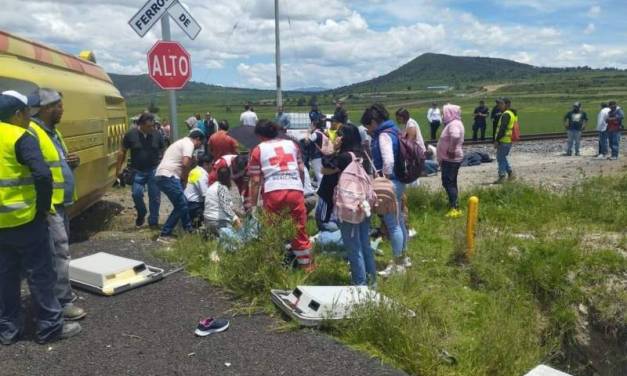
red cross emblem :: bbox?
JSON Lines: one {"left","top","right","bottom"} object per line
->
{"left": 269, "top": 146, "right": 295, "bottom": 171}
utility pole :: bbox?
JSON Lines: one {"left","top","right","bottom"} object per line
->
{"left": 161, "top": 16, "right": 179, "bottom": 141}
{"left": 274, "top": 0, "right": 282, "bottom": 108}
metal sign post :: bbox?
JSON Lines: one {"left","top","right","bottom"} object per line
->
{"left": 128, "top": 0, "right": 202, "bottom": 142}
{"left": 274, "top": 0, "right": 282, "bottom": 108}
{"left": 160, "top": 16, "right": 179, "bottom": 141}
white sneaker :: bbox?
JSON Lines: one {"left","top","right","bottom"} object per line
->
{"left": 595, "top": 154, "right": 607, "bottom": 160}
{"left": 371, "top": 237, "right": 383, "bottom": 255}
{"left": 402, "top": 256, "right": 412, "bottom": 268}
{"left": 377, "top": 263, "right": 406, "bottom": 278}
{"left": 609, "top": 156, "right": 618, "bottom": 160}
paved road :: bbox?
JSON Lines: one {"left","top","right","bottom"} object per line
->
{"left": 0, "top": 238, "right": 405, "bottom": 376}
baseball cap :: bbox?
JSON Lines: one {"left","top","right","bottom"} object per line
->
{"left": 573, "top": 101, "right": 581, "bottom": 107}
{"left": 0, "top": 90, "right": 38, "bottom": 120}
{"left": 33, "top": 88, "right": 63, "bottom": 107}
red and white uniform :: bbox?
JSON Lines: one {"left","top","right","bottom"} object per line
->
{"left": 249, "top": 139, "right": 312, "bottom": 265}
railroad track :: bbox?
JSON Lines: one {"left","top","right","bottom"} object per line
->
{"left": 462, "top": 130, "right": 598, "bottom": 146}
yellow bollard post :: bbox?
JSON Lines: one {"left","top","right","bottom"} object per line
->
{"left": 466, "top": 196, "right": 479, "bottom": 259}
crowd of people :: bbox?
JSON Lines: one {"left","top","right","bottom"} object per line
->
{"left": 0, "top": 86, "right": 623, "bottom": 345}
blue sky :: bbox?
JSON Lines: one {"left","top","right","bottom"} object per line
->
{"left": 1, "top": 0, "right": 626, "bottom": 90}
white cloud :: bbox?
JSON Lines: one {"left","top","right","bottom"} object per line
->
{"left": 1, "top": 0, "right": 625, "bottom": 90}
{"left": 588, "top": 5, "right": 601, "bottom": 17}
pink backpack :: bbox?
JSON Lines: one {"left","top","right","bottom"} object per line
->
{"left": 315, "top": 130, "right": 335, "bottom": 156}
{"left": 334, "top": 152, "right": 376, "bottom": 224}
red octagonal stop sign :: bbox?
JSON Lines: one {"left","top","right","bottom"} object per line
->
{"left": 147, "top": 41, "right": 191, "bottom": 90}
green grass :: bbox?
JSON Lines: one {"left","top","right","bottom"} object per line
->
{"left": 158, "top": 174, "right": 627, "bottom": 376}
{"left": 126, "top": 87, "right": 627, "bottom": 142}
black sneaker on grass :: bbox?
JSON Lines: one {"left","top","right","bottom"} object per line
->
{"left": 194, "top": 318, "right": 229, "bottom": 337}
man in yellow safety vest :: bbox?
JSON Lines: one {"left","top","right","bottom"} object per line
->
{"left": 0, "top": 90, "right": 81, "bottom": 344}
{"left": 30, "top": 89, "right": 86, "bottom": 321}
{"left": 494, "top": 97, "right": 518, "bottom": 184}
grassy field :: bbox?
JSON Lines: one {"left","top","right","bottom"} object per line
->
{"left": 159, "top": 175, "right": 627, "bottom": 376}
{"left": 126, "top": 82, "right": 627, "bottom": 141}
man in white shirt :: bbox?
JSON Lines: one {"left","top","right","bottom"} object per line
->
{"left": 596, "top": 102, "right": 611, "bottom": 159}
{"left": 426, "top": 102, "right": 442, "bottom": 141}
{"left": 155, "top": 129, "right": 205, "bottom": 242}
{"left": 239, "top": 104, "right": 258, "bottom": 127}
{"left": 183, "top": 155, "right": 212, "bottom": 227}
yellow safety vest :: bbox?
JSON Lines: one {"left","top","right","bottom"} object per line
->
{"left": 498, "top": 110, "right": 518, "bottom": 144}
{"left": 28, "top": 121, "right": 67, "bottom": 205}
{"left": 0, "top": 122, "right": 37, "bottom": 228}
{"left": 187, "top": 166, "right": 203, "bottom": 185}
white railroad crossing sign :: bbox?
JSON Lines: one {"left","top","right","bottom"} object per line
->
{"left": 129, "top": 0, "right": 202, "bottom": 40}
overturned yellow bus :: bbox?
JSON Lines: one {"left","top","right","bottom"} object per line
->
{"left": 0, "top": 30, "right": 128, "bottom": 217}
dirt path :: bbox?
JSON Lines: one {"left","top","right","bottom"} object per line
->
{"left": 419, "top": 138, "right": 627, "bottom": 192}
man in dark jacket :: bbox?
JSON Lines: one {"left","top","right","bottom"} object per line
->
{"left": 472, "top": 100, "right": 489, "bottom": 141}
{"left": 333, "top": 100, "right": 348, "bottom": 124}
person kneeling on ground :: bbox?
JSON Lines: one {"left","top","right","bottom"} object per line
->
{"left": 184, "top": 154, "right": 212, "bottom": 228}
{"left": 204, "top": 167, "right": 240, "bottom": 236}
{"left": 155, "top": 129, "right": 205, "bottom": 243}
{"left": 423, "top": 144, "right": 439, "bottom": 176}
{"left": 436, "top": 104, "right": 465, "bottom": 218}
{"left": 247, "top": 120, "right": 314, "bottom": 271}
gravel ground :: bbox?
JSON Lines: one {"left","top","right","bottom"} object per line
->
{"left": 420, "top": 137, "right": 627, "bottom": 191}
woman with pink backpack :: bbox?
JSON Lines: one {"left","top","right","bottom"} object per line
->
{"left": 328, "top": 124, "right": 377, "bottom": 286}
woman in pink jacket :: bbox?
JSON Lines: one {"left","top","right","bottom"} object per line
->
{"left": 436, "top": 104, "right": 465, "bottom": 218}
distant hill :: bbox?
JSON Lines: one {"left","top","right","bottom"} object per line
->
{"left": 333, "top": 53, "right": 609, "bottom": 93}
{"left": 109, "top": 73, "right": 233, "bottom": 97}
{"left": 110, "top": 53, "right": 625, "bottom": 100}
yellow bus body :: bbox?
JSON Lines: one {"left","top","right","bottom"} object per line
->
{"left": 0, "top": 30, "right": 128, "bottom": 217}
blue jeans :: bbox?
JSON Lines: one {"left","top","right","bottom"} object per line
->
{"left": 423, "top": 160, "right": 439, "bottom": 175}
{"left": 496, "top": 143, "right": 513, "bottom": 177}
{"left": 608, "top": 131, "right": 621, "bottom": 158}
{"left": 382, "top": 180, "right": 408, "bottom": 258}
{"left": 156, "top": 176, "right": 192, "bottom": 236}
{"left": 565, "top": 129, "right": 582, "bottom": 155}
{"left": 0, "top": 218, "right": 63, "bottom": 344}
{"left": 598, "top": 131, "right": 609, "bottom": 156}
{"left": 340, "top": 218, "right": 376, "bottom": 286}
{"left": 132, "top": 169, "right": 161, "bottom": 225}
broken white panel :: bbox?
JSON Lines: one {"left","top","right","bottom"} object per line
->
{"left": 271, "top": 285, "right": 415, "bottom": 327}
{"left": 524, "top": 365, "right": 572, "bottom": 376}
